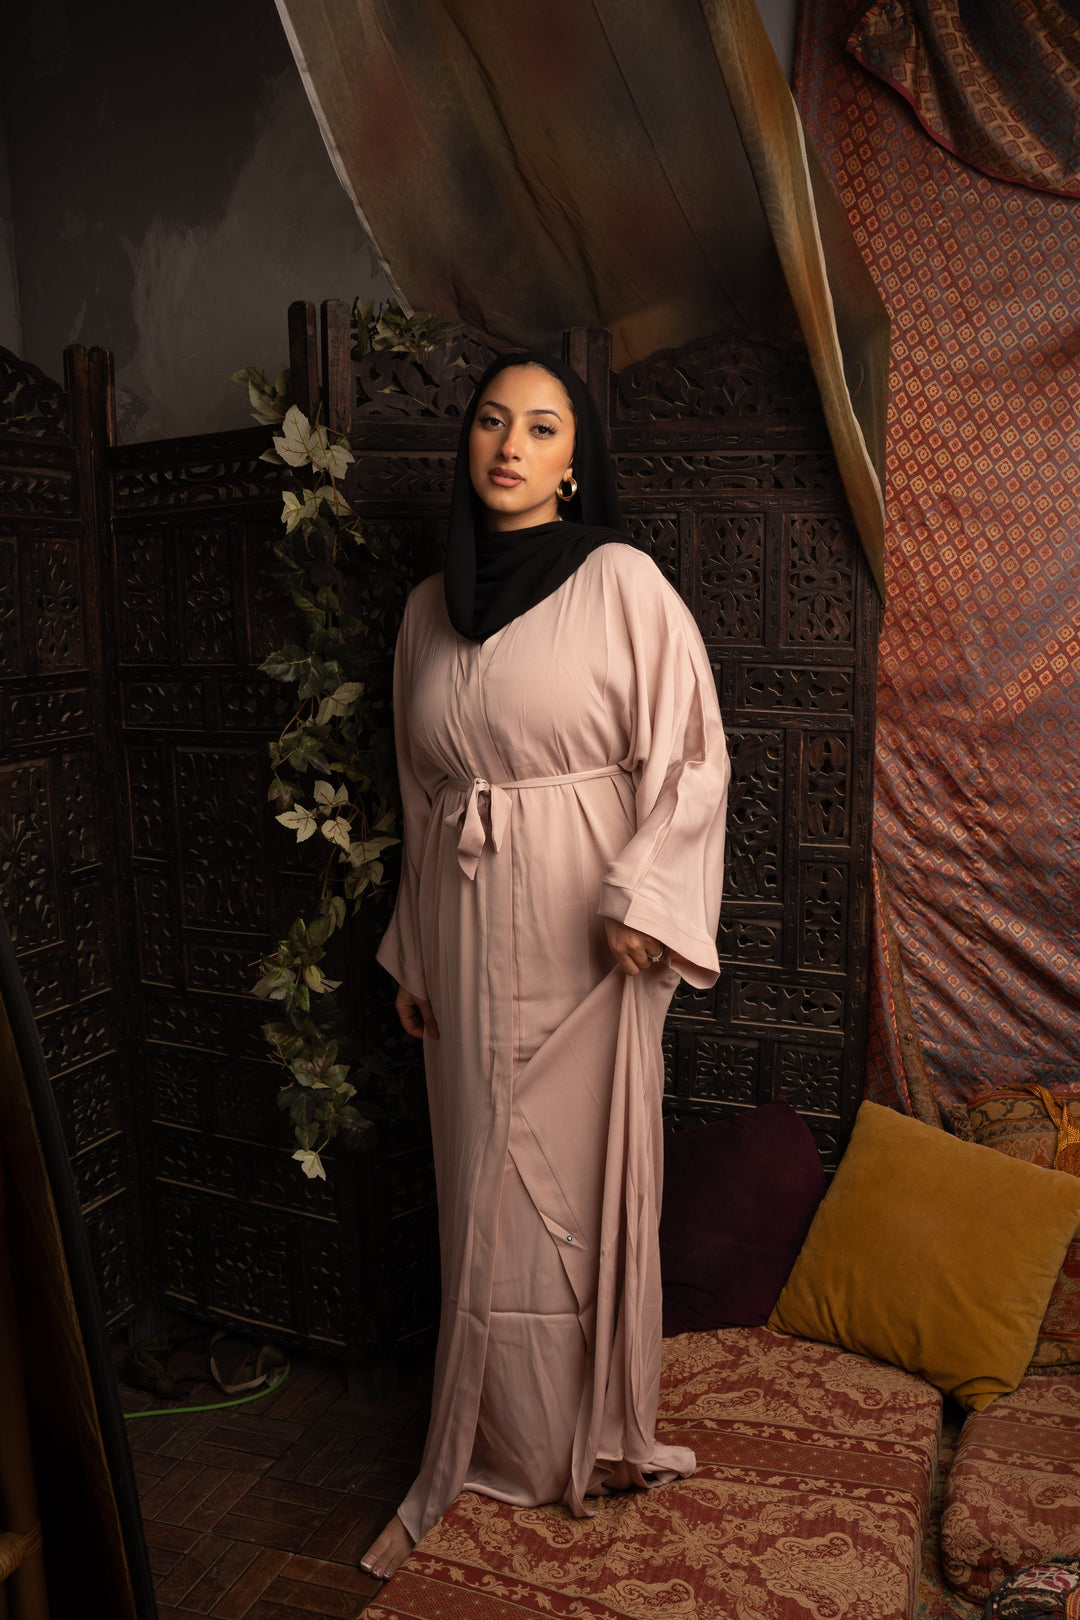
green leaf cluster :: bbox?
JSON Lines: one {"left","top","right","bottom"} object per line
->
{"left": 230, "top": 365, "right": 292, "bottom": 426}
{"left": 235, "top": 312, "right": 454, "bottom": 1180}
{"left": 351, "top": 298, "right": 458, "bottom": 363}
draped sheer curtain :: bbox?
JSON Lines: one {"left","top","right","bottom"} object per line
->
{"left": 272, "top": 0, "right": 889, "bottom": 593}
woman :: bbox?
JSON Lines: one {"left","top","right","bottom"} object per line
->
{"left": 361, "top": 351, "right": 730, "bottom": 1582}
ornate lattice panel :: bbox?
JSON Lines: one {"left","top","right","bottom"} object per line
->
{"left": 0, "top": 344, "right": 143, "bottom": 1323}
{"left": 613, "top": 331, "right": 880, "bottom": 1167}
{"left": 104, "top": 426, "right": 365, "bottom": 1353}
{"left": 2, "top": 312, "right": 877, "bottom": 1383}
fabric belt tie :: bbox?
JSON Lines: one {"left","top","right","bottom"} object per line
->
{"left": 444, "top": 764, "right": 629, "bottom": 880}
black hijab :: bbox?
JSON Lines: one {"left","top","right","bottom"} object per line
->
{"left": 443, "top": 350, "right": 647, "bottom": 641}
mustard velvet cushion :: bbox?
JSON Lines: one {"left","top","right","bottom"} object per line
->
{"left": 768, "top": 1101, "right": 1080, "bottom": 1410}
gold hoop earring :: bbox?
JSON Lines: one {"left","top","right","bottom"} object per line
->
{"left": 557, "top": 475, "right": 578, "bottom": 502}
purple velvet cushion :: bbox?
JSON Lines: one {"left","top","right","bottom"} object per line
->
{"left": 660, "top": 1101, "right": 826, "bottom": 1335}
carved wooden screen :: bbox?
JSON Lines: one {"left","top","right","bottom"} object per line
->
{"left": 608, "top": 333, "right": 880, "bottom": 1168}
{"left": 0, "top": 310, "right": 878, "bottom": 1385}
{"left": 102, "top": 423, "right": 377, "bottom": 1358}
{"left": 0, "top": 344, "right": 144, "bottom": 1323}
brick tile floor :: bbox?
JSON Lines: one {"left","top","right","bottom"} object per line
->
{"left": 121, "top": 1348, "right": 431, "bottom": 1619}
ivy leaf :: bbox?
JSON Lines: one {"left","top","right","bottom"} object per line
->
{"left": 282, "top": 488, "right": 320, "bottom": 533}
{"left": 317, "top": 484, "right": 354, "bottom": 517}
{"left": 348, "top": 835, "right": 397, "bottom": 865}
{"left": 313, "top": 779, "right": 349, "bottom": 809}
{"left": 266, "top": 1024, "right": 305, "bottom": 1061}
{"left": 316, "top": 681, "right": 363, "bottom": 724}
{"left": 317, "top": 438, "right": 354, "bottom": 480}
{"left": 276, "top": 805, "right": 318, "bottom": 841}
{"left": 259, "top": 644, "right": 308, "bottom": 682}
{"left": 292, "top": 1148, "right": 327, "bottom": 1181}
{"left": 288, "top": 735, "right": 332, "bottom": 773}
{"left": 231, "top": 366, "right": 288, "bottom": 426}
{"left": 248, "top": 386, "right": 285, "bottom": 425}
{"left": 290, "top": 1095, "right": 318, "bottom": 1132}
{"left": 321, "top": 815, "right": 352, "bottom": 851}
{"left": 253, "top": 967, "right": 295, "bottom": 1000}
{"left": 246, "top": 301, "right": 462, "bottom": 1176}
{"left": 291, "top": 1053, "right": 349, "bottom": 1091}
{"left": 274, "top": 405, "right": 320, "bottom": 468}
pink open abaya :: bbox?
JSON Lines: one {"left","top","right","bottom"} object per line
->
{"left": 375, "top": 540, "right": 730, "bottom": 1545}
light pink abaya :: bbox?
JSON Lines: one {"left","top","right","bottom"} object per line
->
{"left": 374, "top": 542, "right": 730, "bottom": 1545}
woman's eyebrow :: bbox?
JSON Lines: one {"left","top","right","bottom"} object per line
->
{"left": 479, "top": 399, "right": 563, "bottom": 420}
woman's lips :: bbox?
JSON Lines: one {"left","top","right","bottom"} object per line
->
{"left": 488, "top": 469, "right": 523, "bottom": 487}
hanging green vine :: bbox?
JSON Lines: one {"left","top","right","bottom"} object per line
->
{"left": 235, "top": 299, "right": 456, "bottom": 1181}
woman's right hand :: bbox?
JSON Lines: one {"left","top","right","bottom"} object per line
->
{"left": 395, "top": 984, "right": 440, "bottom": 1040}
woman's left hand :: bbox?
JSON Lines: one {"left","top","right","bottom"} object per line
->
{"left": 604, "top": 918, "right": 666, "bottom": 975}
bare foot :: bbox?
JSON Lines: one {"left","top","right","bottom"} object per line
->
{"left": 359, "top": 1513, "right": 414, "bottom": 1582}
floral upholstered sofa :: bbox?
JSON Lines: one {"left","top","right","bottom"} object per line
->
{"left": 365, "top": 1326, "right": 944, "bottom": 1620}
{"left": 367, "top": 1094, "right": 1080, "bottom": 1620}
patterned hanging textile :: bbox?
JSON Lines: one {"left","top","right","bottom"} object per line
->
{"left": 799, "top": 0, "right": 1080, "bottom": 1113}
{"left": 849, "top": 0, "right": 1080, "bottom": 199}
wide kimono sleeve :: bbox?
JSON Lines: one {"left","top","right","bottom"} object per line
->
{"left": 374, "top": 589, "right": 432, "bottom": 1002}
{"left": 597, "top": 547, "right": 730, "bottom": 990}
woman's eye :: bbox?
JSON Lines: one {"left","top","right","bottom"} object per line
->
{"left": 478, "top": 412, "right": 503, "bottom": 428}
{"left": 533, "top": 423, "right": 556, "bottom": 437}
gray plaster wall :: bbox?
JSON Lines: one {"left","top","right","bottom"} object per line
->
{"left": 0, "top": 0, "right": 798, "bottom": 444}
{"left": 0, "top": 83, "right": 22, "bottom": 356}
{"left": 0, "top": 0, "right": 390, "bottom": 442}
{"left": 757, "top": 0, "right": 799, "bottom": 81}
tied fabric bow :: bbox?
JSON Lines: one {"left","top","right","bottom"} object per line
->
{"left": 444, "top": 779, "right": 513, "bottom": 880}
{"left": 442, "top": 763, "right": 631, "bottom": 880}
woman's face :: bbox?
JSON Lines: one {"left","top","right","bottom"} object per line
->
{"left": 468, "top": 364, "right": 576, "bottom": 532}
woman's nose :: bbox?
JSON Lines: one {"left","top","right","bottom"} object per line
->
{"left": 497, "top": 426, "right": 521, "bottom": 459}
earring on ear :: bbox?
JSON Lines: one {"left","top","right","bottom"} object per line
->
{"left": 557, "top": 474, "right": 578, "bottom": 501}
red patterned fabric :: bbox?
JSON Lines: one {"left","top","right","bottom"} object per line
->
{"left": 366, "top": 1327, "right": 942, "bottom": 1620}
{"left": 798, "top": 2, "right": 1080, "bottom": 1114}
{"left": 957, "top": 1088, "right": 1080, "bottom": 1370}
{"left": 849, "top": 1, "right": 1080, "bottom": 200}
{"left": 941, "top": 1373, "right": 1080, "bottom": 1602}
